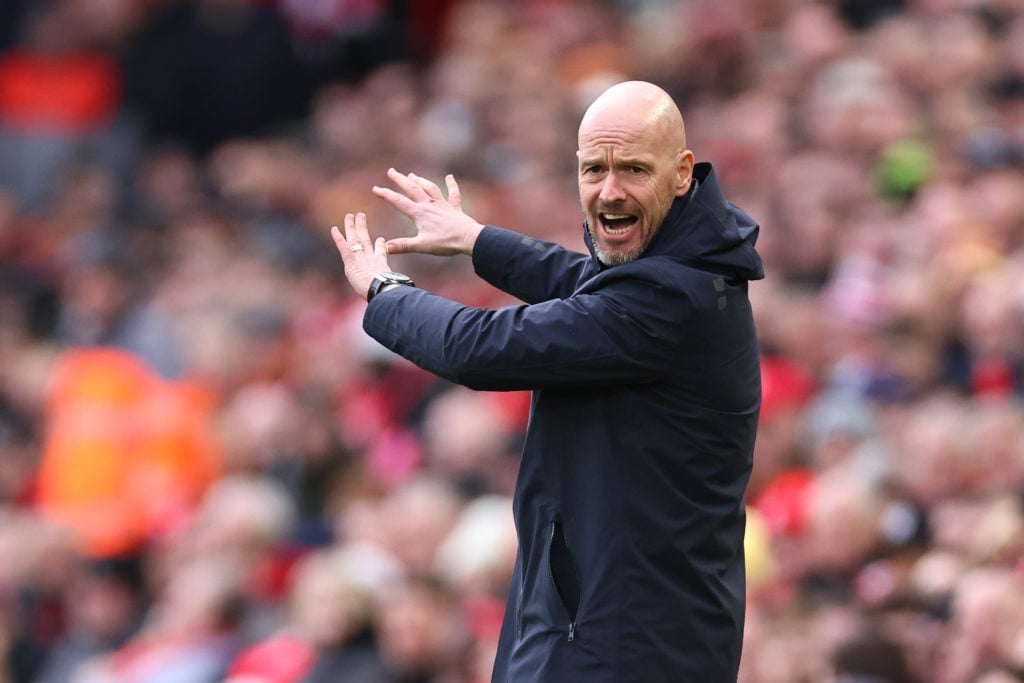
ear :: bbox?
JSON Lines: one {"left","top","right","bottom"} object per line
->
{"left": 675, "top": 149, "right": 695, "bottom": 196}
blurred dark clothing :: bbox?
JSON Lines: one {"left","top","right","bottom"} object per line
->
{"left": 278, "top": 0, "right": 414, "bottom": 87}
{"left": 119, "top": 0, "right": 418, "bottom": 155}
{"left": 121, "top": 1, "right": 309, "bottom": 154}
{"left": 834, "top": 0, "right": 908, "bottom": 30}
{"left": 833, "top": 631, "right": 920, "bottom": 683}
{"left": 34, "top": 557, "right": 146, "bottom": 683}
{"left": 300, "top": 642, "right": 389, "bottom": 683}
{"left": 0, "top": 0, "right": 33, "bottom": 51}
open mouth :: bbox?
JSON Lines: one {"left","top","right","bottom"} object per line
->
{"left": 600, "top": 213, "right": 638, "bottom": 235}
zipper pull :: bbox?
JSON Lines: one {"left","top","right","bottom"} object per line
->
{"left": 568, "top": 621, "right": 576, "bottom": 642}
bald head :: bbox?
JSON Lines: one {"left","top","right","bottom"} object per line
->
{"left": 578, "top": 81, "right": 687, "bottom": 152}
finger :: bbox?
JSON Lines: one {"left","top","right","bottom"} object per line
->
{"left": 408, "top": 172, "right": 444, "bottom": 201}
{"left": 331, "top": 223, "right": 351, "bottom": 263}
{"left": 374, "top": 236, "right": 388, "bottom": 256}
{"left": 372, "top": 185, "right": 418, "bottom": 216}
{"left": 344, "top": 214, "right": 360, "bottom": 248}
{"left": 353, "top": 211, "right": 372, "bottom": 245}
{"left": 387, "top": 168, "right": 429, "bottom": 201}
{"left": 385, "top": 237, "right": 416, "bottom": 255}
{"left": 445, "top": 174, "right": 462, "bottom": 209}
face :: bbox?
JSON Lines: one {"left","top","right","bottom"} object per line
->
{"left": 578, "top": 122, "right": 693, "bottom": 266}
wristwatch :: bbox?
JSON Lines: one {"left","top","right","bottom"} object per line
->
{"left": 367, "top": 271, "right": 415, "bottom": 302}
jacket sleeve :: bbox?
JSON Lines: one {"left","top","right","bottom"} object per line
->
{"left": 472, "top": 226, "right": 593, "bottom": 304}
{"left": 362, "top": 269, "right": 690, "bottom": 392}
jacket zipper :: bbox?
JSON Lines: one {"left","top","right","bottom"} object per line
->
{"left": 549, "top": 522, "right": 578, "bottom": 642}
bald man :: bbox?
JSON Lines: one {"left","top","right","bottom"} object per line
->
{"left": 334, "top": 81, "right": 764, "bottom": 682}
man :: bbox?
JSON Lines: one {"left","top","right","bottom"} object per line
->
{"left": 332, "top": 80, "right": 763, "bottom": 682}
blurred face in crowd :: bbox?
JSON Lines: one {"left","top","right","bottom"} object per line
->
{"left": 290, "top": 553, "right": 367, "bottom": 648}
{"left": 376, "top": 578, "right": 460, "bottom": 675}
{"left": 578, "top": 81, "right": 695, "bottom": 266}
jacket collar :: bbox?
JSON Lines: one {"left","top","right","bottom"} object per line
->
{"left": 583, "top": 162, "right": 764, "bottom": 281}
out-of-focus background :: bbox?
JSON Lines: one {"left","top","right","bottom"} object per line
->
{"left": 0, "top": 0, "right": 1022, "bottom": 681}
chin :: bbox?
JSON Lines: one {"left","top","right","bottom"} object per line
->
{"left": 587, "top": 222, "right": 647, "bottom": 266}
{"left": 595, "top": 243, "right": 644, "bottom": 266}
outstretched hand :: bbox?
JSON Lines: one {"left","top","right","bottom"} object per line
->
{"left": 331, "top": 212, "right": 390, "bottom": 300}
{"left": 373, "top": 169, "right": 484, "bottom": 256}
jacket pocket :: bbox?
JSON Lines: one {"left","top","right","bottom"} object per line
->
{"left": 548, "top": 521, "right": 580, "bottom": 641}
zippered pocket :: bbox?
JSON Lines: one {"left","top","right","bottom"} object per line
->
{"left": 548, "top": 521, "right": 580, "bottom": 642}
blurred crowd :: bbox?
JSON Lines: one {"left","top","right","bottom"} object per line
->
{"left": 1, "top": 0, "right": 1023, "bottom": 681}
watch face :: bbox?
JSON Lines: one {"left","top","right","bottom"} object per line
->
{"left": 382, "top": 272, "right": 413, "bottom": 285}
{"left": 369, "top": 272, "right": 414, "bottom": 301}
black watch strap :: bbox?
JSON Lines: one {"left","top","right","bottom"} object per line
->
{"left": 367, "top": 271, "right": 415, "bottom": 302}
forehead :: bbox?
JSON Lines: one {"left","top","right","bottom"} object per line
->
{"left": 578, "top": 125, "right": 661, "bottom": 161}
{"left": 578, "top": 104, "right": 666, "bottom": 158}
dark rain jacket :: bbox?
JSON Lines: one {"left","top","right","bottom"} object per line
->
{"left": 362, "top": 162, "right": 764, "bottom": 682}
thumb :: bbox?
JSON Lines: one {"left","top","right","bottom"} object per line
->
{"left": 385, "top": 237, "right": 416, "bottom": 254}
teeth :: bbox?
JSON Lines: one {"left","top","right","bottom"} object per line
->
{"left": 601, "top": 213, "right": 634, "bottom": 235}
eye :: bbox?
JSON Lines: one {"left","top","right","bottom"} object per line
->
{"left": 582, "top": 164, "right": 604, "bottom": 175}
{"left": 627, "top": 166, "right": 646, "bottom": 175}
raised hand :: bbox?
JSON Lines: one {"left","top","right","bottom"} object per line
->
{"left": 372, "top": 168, "right": 484, "bottom": 256}
{"left": 331, "top": 212, "right": 390, "bottom": 300}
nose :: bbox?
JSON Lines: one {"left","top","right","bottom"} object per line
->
{"left": 598, "top": 173, "right": 626, "bottom": 204}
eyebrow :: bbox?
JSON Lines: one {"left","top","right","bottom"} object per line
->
{"left": 579, "top": 154, "right": 655, "bottom": 168}
{"left": 618, "top": 157, "right": 653, "bottom": 168}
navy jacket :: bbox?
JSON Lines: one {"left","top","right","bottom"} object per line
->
{"left": 363, "top": 163, "right": 763, "bottom": 682}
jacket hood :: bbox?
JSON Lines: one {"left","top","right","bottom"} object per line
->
{"left": 584, "top": 162, "right": 765, "bottom": 281}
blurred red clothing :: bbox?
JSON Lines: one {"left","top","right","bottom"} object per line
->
{"left": 227, "top": 633, "right": 316, "bottom": 683}
{"left": 0, "top": 50, "right": 121, "bottom": 133}
{"left": 760, "top": 355, "right": 817, "bottom": 422}
{"left": 751, "top": 468, "right": 815, "bottom": 537}
{"left": 971, "top": 356, "right": 1014, "bottom": 396}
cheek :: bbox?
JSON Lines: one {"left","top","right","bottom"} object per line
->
{"left": 650, "top": 186, "right": 677, "bottom": 219}
{"left": 578, "top": 182, "right": 599, "bottom": 206}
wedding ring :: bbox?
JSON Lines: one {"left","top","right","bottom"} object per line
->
{"left": 351, "top": 244, "right": 364, "bottom": 252}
